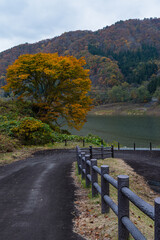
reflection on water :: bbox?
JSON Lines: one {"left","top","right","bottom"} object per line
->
{"left": 70, "top": 115, "right": 160, "bottom": 147}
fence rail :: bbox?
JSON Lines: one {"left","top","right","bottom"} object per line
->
{"left": 78, "top": 145, "right": 114, "bottom": 160}
{"left": 116, "top": 141, "right": 157, "bottom": 151}
{"left": 76, "top": 146, "right": 160, "bottom": 240}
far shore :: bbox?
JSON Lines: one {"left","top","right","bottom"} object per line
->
{"left": 89, "top": 102, "right": 160, "bottom": 116}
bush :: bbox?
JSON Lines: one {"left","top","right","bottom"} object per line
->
{"left": 0, "top": 99, "right": 35, "bottom": 120}
{"left": 0, "top": 134, "right": 21, "bottom": 153}
{"left": 0, "top": 118, "right": 19, "bottom": 136}
{"left": 84, "top": 134, "right": 104, "bottom": 145}
{"left": 11, "top": 117, "right": 53, "bottom": 145}
{"left": 51, "top": 132, "right": 104, "bottom": 146}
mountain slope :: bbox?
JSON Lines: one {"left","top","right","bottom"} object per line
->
{"left": 0, "top": 18, "right": 160, "bottom": 90}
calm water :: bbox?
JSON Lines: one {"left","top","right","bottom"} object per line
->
{"left": 70, "top": 115, "right": 160, "bottom": 148}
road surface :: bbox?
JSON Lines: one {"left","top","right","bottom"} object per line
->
{"left": 0, "top": 149, "right": 85, "bottom": 240}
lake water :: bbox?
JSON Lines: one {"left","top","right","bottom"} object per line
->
{"left": 70, "top": 115, "right": 160, "bottom": 148}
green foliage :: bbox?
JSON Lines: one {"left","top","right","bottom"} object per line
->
{"left": 147, "top": 75, "right": 160, "bottom": 94}
{"left": 51, "top": 132, "right": 104, "bottom": 146}
{"left": 84, "top": 134, "right": 104, "bottom": 146}
{"left": 89, "top": 43, "right": 158, "bottom": 84}
{"left": 0, "top": 118, "right": 19, "bottom": 136}
{"left": 0, "top": 99, "right": 35, "bottom": 120}
{"left": 153, "top": 87, "right": 160, "bottom": 102}
{"left": 131, "top": 86, "right": 151, "bottom": 103}
{"left": 48, "top": 122, "right": 71, "bottom": 135}
{"left": 114, "top": 45, "right": 158, "bottom": 83}
{"left": 11, "top": 117, "right": 53, "bottom": 145}
{"left": 108, "top": 85, "right": 130, "bottom": 103}
{"left": 90, "top": 91, "right": 108, "bottom": 105}
{"left": 129, "top": 61, "right": 158, "bottom": 84}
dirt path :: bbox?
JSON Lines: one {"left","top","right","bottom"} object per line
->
{"left": 0, "top": 149, "right": 85, "bottom": 240}
{"left": 115, "top": 150, "right": 160, "bottom": 192}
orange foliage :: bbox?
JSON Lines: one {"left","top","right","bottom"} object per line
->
{"left": 3, "top": 53, "right": 93, "bottom": 130}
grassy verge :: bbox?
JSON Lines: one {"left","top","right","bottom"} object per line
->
{"left": 0, "top": 141, "right": 101, "bottom": 166}
{"left": 73, "top": 158, "right": 160, "bottom": 240}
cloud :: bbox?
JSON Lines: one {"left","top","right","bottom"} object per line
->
{"left": 0, "top": 0, "right": 160, "bottom": 52}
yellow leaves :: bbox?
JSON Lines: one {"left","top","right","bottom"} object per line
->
{"left": 18, "top": 74, "right": 30, "bottom": 80}
{"left": 2, "top": 52, "right": 92, "bottom": 130}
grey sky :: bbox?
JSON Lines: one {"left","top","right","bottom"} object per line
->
{"left": 0, "top": 0, "right": 160, "bottom": 52}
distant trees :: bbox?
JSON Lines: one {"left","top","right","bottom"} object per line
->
{"left": 91, "top": 82, "right": 151, "bottom": 105}
{"left": 88, "top": 42, "right": 159, "bottom": 104}
{"left": 131, "top": 86, "right": 151, "bottom": 103}
{"left": 84, "top": 53, "right": 123, "bottom": 88}
{"left": 3, "top": 53, "right": 93, "bottom": 130}
{"left": 88, "top": 43, "right": 158, "bottom": 85}
{"left": 153, "top": 87, "right": 160, "bottom": 102}
{"left": 108, "top": 83, "right": 130, "bottom": 103}
{"left": 147, "top": 75, "right": 160, "bottom": 94}
{"left": 116, "top": 45, "right": 158, "bottom": 85}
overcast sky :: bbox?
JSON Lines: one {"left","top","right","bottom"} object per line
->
{"left": 0, "top": 0, "right": 160, "bottom": 52}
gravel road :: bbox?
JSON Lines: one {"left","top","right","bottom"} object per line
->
{"left": 0, "top": 149, "right": 85, "bottom": 240}
{"left": 1, "top": 147, "right": 160, "bottom": 240}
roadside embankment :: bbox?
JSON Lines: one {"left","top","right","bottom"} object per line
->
{"left": 73, "top": 149, "right": 160, "bottom": 239}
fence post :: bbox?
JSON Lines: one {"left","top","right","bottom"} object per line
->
{"left": 118, "top": 142, "right": 120, "bottom": 150}
{"left": 83, "top": 138, "right": 85, "bottom": 147}
{"left": 111, "top": 145, "right": 114, "bottom": 158}
{"left": 118, "top": 175, "right": 129, "bottom": 240}
{"left": 101, "top": 165, "right": 109, "bottom": 214}
{"left": 89, "top": 146, "right": 93, "bottom": 159}
{"left": 91, "top": 159, "right": 98, "bottom": 197}
{"left": 101, "top": 145, "right": 104, "bottom": 159}
{"left": 85, "top": 154, "right": 91, "bottom": 187}
{"left": 81, "top": 152, "right": 85, "bottom": 180}
{"left": 154, "top": 197, "right": 160, "bottom": 239}
{"left": 134, "top": 142, "right": 136, "bottom": 151}
{"left": 76, "top": 146, "right": 81, "bottom": 175}
{"left": 150, "top": 142, "right": 152, "bottom": 151}
{"left": 65, "top": 139, "right": 67, "bottom": 146}
{"left": 101, "top": 139, "right": 103, "bottom": 145}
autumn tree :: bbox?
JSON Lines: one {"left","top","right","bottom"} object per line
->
{"left": 3, "top": 53, "right": 92, "bottom": 130}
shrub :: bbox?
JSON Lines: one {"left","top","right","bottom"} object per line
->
{"left": 0, "top": 118, "right": 19, "bottom": 136}
{"left": 11, "top": 117, "right": 53, "bottom": 145}
{"left": 51, "top": 132, "right": 105, "bottom": 146}
{"left": 84, "top": 134, "right": 105, "bottom": 145}
{"left": 0, "top": 99, "right": 35, "bottom": 120}
{"left": 0, "top": 134, "right": 21, "bottom": 153}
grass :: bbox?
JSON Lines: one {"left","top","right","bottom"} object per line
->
{"left": 0, "top": 145, "right": 50, "bottom": 165}
{"left": 73, "top": 157, "right": 159, "bottom": 240}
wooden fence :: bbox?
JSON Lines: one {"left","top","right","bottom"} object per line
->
{"left": 76, "top": 146, "right": 160, "bottom": 240}
{"left": 79, "top": 145, "right": 114, "bottom": 159}
{"left": 117, "top": 142, "right": 154, "bottom": 151}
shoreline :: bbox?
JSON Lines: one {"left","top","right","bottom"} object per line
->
{"left": 89, "top": 102, "right": 160, "bottom": 116}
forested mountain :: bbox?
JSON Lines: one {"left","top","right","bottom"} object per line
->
{"left": 1, "top": 18, "right": 160, "bottom": 103}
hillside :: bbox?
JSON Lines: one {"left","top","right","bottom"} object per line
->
{"left": 1, "top": 18, "right": 160, "bottom": 104}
